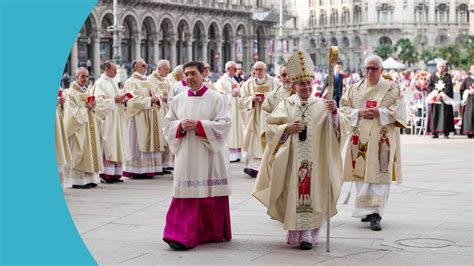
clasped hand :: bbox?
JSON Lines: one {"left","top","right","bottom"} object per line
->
{"left": 358, "top": 108, "right": 379, "bottom": 119}
{"left": 181, "top": 119, "right": 197, "bottom": 131}
{"left": 286, "top": 121, "right": 305, "bottom": 134}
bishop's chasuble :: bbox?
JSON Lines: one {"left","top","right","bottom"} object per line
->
{"left": 240, "top": 75, "right": 278, "bottom": 171}
{"left": 253, "top": 95, "right": 349, "bottom": 232}
{"left": 215, "top": 73, "right": 243, "bottom": 161}
{"left": 63, "top": 82, "right": 102, "bottom": 186}
{"left": 339, "top": 77, "right": 407, "bottom": 218}
{"left": 123, "top": 72, "right": 165, "bottom": 177}
{"left": 148, "top": 71, "right": 174, "bottom": 168}
{"left": 92, "top": 74, "right": 130, "bottom": 181}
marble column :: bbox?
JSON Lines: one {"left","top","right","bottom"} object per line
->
{"left": 70, "top": 40, "right": 78, "bottom": 76}
{"left": 187, "top": 36, "right": 193, "bottom": 62}
{"left": 202, "top": 35, "right": 208, "bottom": 63}
{"left": 134, "top": 34, "right": 141, "bottom": 60}
{"left": 92, "top": 34, "right": 101, "bottom": 79}
{"left": 170, "top": 36, "right": 177, "bottom": 67}
{"left": 152, "top": 35, "right": 160, "bottom": 64}
{"left": 229, "top": 37, "right": 236, "bottom": 62}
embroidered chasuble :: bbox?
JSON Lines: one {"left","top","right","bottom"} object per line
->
{"left": 147, "top": 72, "right": 172, "bottom": 114}
{"left": 240, "top": 75, "right": 278, "bottom": 158}
{"left": 63, "top": 82, "right": 103, "bottom": 174}
{"left": 340, "top": 78, "right": 407, "bottom": 185}
{"left": 55, "top": 102, "right": 71, "bottom": 166}
{"left": 91, "top": 75, "right": 130, "bottom": 163}
{"left": 215, "top": 73, "right": 243, "bottom": 149}
{"left": 124, "top": 73, "right": 165, "bottom": 153}
{"left": 163, "top": 87, "right": 232, "bottom": 198}
{"left": 261, "top": 84, "right": 293, "bottom": 128}
{"left": 253, "top": 95, "right": 349, "bottom": 230}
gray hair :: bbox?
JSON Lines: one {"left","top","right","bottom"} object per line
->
{"left": 364, "top": 55, "right": 383, "bottom": 68}
{"left": 75, "top": 67, "right": 89, "bottom": 78}
{"left": 254, "top": 61, "right": 267, "bottom": 70}
{"left": 436, "top": 61, "right": 446, "bottom": 67}
{"left": 225, "top": 61, "right": 237, "bottom": 71}
{"left": 172, "top": 65, "right": 183, "bottom": 74}
{"left": 157, "top": 59, "right": 170, "bottom": 69}
{"left": 132, "top": 58, "right": 146, "bottom": 70}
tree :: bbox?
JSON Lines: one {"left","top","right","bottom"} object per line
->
{"left": 394, "top": 38, "right": 418, "bottom": 67}
{"left": 374, "top": 44, "right": 394, "bottom": 60}
{"left": 420, "top": 48, "right": 435, "bottom": 63}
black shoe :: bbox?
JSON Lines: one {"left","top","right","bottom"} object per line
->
{"left": 89, "top": 183, "right": 98, "bottom": 188}
{"left": 299, "top": 241, "right": 312, "bottom": 250}
{"left": 156, "top": 172, "right": 164, "bottom": 176}
{"left": 163, "top": 169, "right": 172, "bottom": 174}
{"left": 164, "top": 167, "right": 174, "bottom": 171}
{"left": 244, "top": 168, "right": 257, "bottom": 178}
{"left": 369, "top": 214, "right": 382, "bottom": 231}
{"left": 443, "top": 135, "right": 449, "bottom": 139}
{"left": 230, "top": 159, "right": 241, "bottom": 163}
{"left": 72, "top": 184, "right": 90, "bottom": 189}
{"left": 168, "top": 241, "right": 189, "bottom": 251}
{"left": 361, "top": 216, "right": 370, "bottom": 222}
{"left": 114, "top": 179, "right": 124, "bottom": 183}
{"left": 468, "top": 135, "right": 473, "bottom": 139}
{"left": 432, "top": 134, "right": 439, "bottom": 139}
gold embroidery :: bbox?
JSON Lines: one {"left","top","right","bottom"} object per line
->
{"left": 356, "top": 195, "right": 385, "bottom": 208}
{"left": 152, "top": 106, "right": 161, "bottom": 151}
{"left": 88, "top": 110, "right": 99, "bottom": 172}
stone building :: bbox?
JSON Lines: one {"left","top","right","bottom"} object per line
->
{"left": 298, "top": 0, "right": 471, "bottom": 71}
{"left": 67, "top": 0, "right": 298, "bottom": 78}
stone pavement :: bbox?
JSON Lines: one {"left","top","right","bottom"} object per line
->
{"left": 64, "top": 135, "right": 474, "bottom": 265}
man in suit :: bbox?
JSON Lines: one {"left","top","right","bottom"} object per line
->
{"left": 321, "top": 62, "right": 343, "bottom": 107}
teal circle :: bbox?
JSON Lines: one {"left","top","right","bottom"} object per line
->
{"left": 1, "top": 0, "right": 97, "bottom": 264}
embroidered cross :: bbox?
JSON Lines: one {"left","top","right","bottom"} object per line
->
{"left": 435, "top": 79, "right": 445, "bottom": 92}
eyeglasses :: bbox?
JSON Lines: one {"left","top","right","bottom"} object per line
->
{"left": 365, "top": 67, "right": 379, "bottom": 72}
{"left": 204, "top": 67, "right": 210, "bottom": 69}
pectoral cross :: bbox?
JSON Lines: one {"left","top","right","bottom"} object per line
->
{"left": 435, "top": 79, "right": 445, "bottom": 92}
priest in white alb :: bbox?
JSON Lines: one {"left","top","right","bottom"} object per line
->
{"left": 339, "top": 55, "right": 408, "bottom": 231}
{"left": 148, "top": 59, "right": 174, "bottom": 172}
{"left": 240, "top": 61, "right": 278, "bottom": 177}
{"left": 162, "top": 61, "right": 232, "bottom": 250}
{"left": 253, "top": 51, "right": 349, "bottom": 250}
{"left": 215, "top": 61, "right": 244, "bottom": 162}
{"left": 63, "top": 67, "right": 102, "bottom": 188}
{"left": 123, "top": 58, "right": 165, "bottom": 178}
{"left": 92, "top": 60, "right": 130, "bottom": 183}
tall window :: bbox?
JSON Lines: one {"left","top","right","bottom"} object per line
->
{"left": 415, "top": 4, "right": 428, "bottom": 24}
{"left": 353, "top": 5, "right": 361, "bottom": 24}
{"left": 457, "top": 4, "right": 469, "bottom": 24}
{"left": 256, "top": 0, "right": 263, "bottom": 8}
{"left": 436, "top": 4, "right": 449, "bottom": 24}
{"left": 320, "top": 10, "right": 327, "bottom": 27}
{"left": 377, "top": 4, "right": 393, "bottom": 24}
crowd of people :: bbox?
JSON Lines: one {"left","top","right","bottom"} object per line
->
{"left": 56, "top": 51, "right": 473, "bottom": 251}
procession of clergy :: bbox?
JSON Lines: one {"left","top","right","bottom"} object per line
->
{"left": 55, "top": 49, "right": 412, "bottom": 251}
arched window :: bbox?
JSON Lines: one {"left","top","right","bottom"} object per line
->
{"left": 379, "top": 36, "right": 392, "bottom": 46}
{"left": 436, "top": 4, "right": 449, "bottom": 24}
